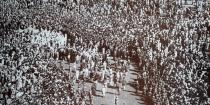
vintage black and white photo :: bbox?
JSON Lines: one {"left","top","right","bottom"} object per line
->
{"left": 0, "top": 0, "right": 210, "bottom": 105}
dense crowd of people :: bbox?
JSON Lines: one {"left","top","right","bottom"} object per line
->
{"left": 0, "top": 0, "right": 210, "bottom": 105}
{"left": 0, "top": 26, "right": 132, "bottom": 104}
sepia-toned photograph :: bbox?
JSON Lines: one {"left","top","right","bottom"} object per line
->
{"left": 0, "top": 0, "right": 210, "bottom": 105}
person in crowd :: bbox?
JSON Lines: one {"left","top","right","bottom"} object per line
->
{"left": 102, "top": 84, "right": 106, "bottom": 97}
{"left": 88, "top": 90, "right": 93, "bottom": 105}
{"left": 108, "top": 67, "right": 114, "bottom": 87}
{"left": 121, "top": 74, "right": 126, "bottom": 90}
{"left": 91, "top": 82, "right": 96, "bottom": 96}
{"left": 114, "top": 95, "right": 119, "bottom": 105}
{"left": 135, "top": 74, "right": 141, "bottom": 93}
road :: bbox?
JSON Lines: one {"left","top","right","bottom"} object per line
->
{"left": 92, "top": 61, "right": 145, "bottom": 105}
{"left": 60, "top": 57, "right": 151, "bottom": 105}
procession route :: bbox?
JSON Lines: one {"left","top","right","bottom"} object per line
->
{"left": 60, "top": 57, "right": 151, "bottom": 105}
{"left": 91, "top": 61, "right": 146, "bottom": 105}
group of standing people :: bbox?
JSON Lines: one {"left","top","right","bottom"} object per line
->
{"left": 65, "top": 34, "right": 131, "bottom": 98}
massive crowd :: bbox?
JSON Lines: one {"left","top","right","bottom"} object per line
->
{"left": 0, "top": 0, "right": 210, "bottom": 105}
{"left": 0, "top": 26, "right": 132, "bottom": 104}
